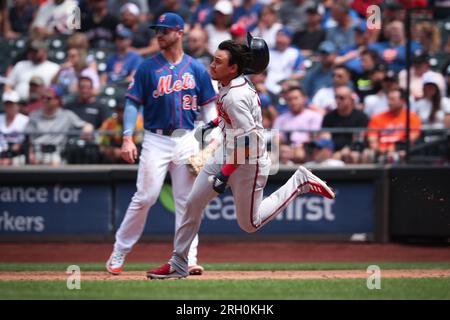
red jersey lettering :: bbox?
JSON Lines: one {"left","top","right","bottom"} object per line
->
{"left": 217, "top": 99, "right": 231, "bottom": 125}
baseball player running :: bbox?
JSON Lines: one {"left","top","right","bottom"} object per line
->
{"left": 146, "top": 36, "right": 335, "bottom": 279}
{"left": 106, "top": 13, "right": 217, "bottom": 276}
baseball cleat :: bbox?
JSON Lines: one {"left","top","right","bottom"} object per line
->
{"left": 106, "top": 251, "right": 126, "bottom": 275}
{"left": 188, "top": 264, "right": 204, "bottom": 276}
{"left": 146, "top": 262, "right": 187, "bottom": 280}
{"left": 296, "top": 166, "right": 336, "bottom": 199}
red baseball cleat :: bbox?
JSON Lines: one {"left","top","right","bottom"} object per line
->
{"left": 146, "top": 262, "right": 187, "bottom": 279}
{"left": 296, "top": 166, "right": 336, "bottom": 199}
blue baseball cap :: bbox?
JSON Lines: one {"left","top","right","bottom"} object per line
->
{"left": 149, "top": 12, "right": 185, "bottom": 31}
{"left": 312, "top": 138, "right": 334, "bottom": 152}
{"left": 318, "top": 40, "right": 337, "bottom": 54}
{"left": 277, "top": 26, "right": 294, "bottom": 39}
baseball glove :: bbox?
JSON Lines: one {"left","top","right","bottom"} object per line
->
{"left": 187, "top": 145, "right": 216, "bottom": 176}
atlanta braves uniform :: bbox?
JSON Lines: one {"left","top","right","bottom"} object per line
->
{"left": 114, "top": 52, "right": 217, "bottom": 267}
{"left": 169, "top": 74, "right": 332, "bottom": 274}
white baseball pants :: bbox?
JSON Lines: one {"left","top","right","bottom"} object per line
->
{"left": 170, "top": 155, "right": 315, "bottom": 273}
{"left": 114, "top": 131, "right": 199, "bottom": 266}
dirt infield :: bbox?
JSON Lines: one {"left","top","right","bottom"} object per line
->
{"left": 1, "top": 269, "right": 450, "bottom": 281}
{"left": 0, "top": 242, "right": 449, "bottom": 263}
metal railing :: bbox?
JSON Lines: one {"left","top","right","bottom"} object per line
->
{"left": 0, "top": 127, "right": 448, "bottom": 166}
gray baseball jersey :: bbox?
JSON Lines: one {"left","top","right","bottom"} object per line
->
{"left": 215, "top": 75, "right": 266, "bottom": 163}
{"left": 170, "top": 75, "right": 330, "bottom": 274}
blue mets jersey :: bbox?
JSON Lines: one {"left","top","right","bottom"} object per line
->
{"left": 126, "top": 52, "right": 217, "bottom": 130}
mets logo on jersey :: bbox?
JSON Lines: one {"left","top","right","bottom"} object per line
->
{"left": 152, "top": 73, "right": 196, "bottom": 98}
{"left": 217, "top": 98, "right": 231, "bottom": 124}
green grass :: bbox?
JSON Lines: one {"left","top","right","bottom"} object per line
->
{"left": 1, "top": 262, "right": 450, "bottom": 272}
{"left": 1, "top": 263, "right": 449, "bottom": 300}
{"left": 0, "top": 278, "right": 449, "bottom": 300}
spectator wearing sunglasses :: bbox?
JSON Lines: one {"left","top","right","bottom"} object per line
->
{"left": 25, "top": 85, "right": 94, "bottom": 165}
{"left": 5, "top": 40, "right": 60, "bottom": 101}
{"left": 364, "top": 88, "right": 421, "bottom": 164}
{"left": 310, "top": 65, "right": 353, "bottom": 115}
{"left": 321, "top": 86, "right": 369, "bottom": 164}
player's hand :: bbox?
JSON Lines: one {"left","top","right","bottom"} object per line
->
{"left": 121, "top": 136, "right": 138, "bottom": 164}
{"left": 208, "top": 172, "right": 229, "bottom": 194}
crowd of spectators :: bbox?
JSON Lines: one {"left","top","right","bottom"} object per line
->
{"left": 0, "top": 0, "right": 449, "bottom": 166}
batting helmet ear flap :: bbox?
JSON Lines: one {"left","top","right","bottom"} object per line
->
{"left": 243, "top": 32, "right": 270, "bottom": 75}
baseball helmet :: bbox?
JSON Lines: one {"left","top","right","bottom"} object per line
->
{"left": 243, "top": 33, "right": 269, "bottom": 75}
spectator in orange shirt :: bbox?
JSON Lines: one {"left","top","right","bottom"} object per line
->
{"left": 99, "top": 99, "right": 144, "bottom": 163}
{"left": 365, "top": 88, "right": 421, "bottom": 163}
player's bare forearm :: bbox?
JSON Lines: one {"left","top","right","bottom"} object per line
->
{"left": 121, "top": 136, "right": 138, "bottom": 164}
